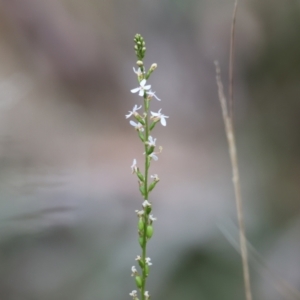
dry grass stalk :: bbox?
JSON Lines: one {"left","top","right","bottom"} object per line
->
{"left": 215, "top": 61, "right": 253, "bottom": 300}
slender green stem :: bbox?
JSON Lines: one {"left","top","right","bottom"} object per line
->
{"left": 141, "top": 95, "right": 150, "bottom": 300}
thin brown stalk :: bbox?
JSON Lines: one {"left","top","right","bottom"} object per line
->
{"left": 215, "top": 61, "right": 253, "bottom": 300}
{"left": 229, "top": 0, "right": 239, "bottom": 119}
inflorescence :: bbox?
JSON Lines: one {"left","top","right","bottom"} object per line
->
{"left": 127, "top": 34, "right": 168, "bottom": 300}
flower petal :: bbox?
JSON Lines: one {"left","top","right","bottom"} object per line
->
{"left": 161, "top": 117, "right": 167, "bottom": 126}
{"left": 138, "top": 89, "right": 144, "bottom": 97}
{"left": 140, "top": 79, "right": 146, "bottom": 86}
{"left": 131, "top": 87, "right": 140, "bottom": 93}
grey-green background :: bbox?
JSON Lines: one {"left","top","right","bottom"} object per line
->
{"left": 0, "top": 0, "right": 299, "bottom": 299}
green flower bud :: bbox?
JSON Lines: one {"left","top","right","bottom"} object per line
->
{"left": 146, "top": 225, "right": 153, "bottom": 239}
{"left": 135, "top": 276, "right": 143, "bottom": 288}
{"left": 138, "top": 131, "right": 145, "bottom": 142}
{"left": 149, "top": 121, "right": 157, "bottom": 131}
{"left": 145, "top": 205, "right": 152, "bottom": 214}
{"left": 139, "top": 237, "right": 144, "bottom": 247}
{"left": 138, "top": 259, "right": 144, "bottom": 269}
{"left": 147, "top": 146, "right": 154, "bottom": 155}
{"left": 139, "top": 185, "right": 145, "bottom": 196}
{"left": 146, "top": 157, "right": 151, "bottom": 169}
{"left": 138, "top": 218, "right": 144, "bottom": 231}
{"left": 134, "top": 34, "right": 146, "bottom": 60}
{"left": 148, "top": 180, "right": 158, "bottom": 192}
{"left": 145, "top": 265, "right": 150, "bottom": 277}
{"left": 136, "top": 171, "right": 144, "bottom": 182}
{"left": 135, "top": 115, "right": 145, "bottom": 125}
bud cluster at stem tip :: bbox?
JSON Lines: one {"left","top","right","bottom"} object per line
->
{"left": 134, "top": 34, "right": 146, "bottom": 61}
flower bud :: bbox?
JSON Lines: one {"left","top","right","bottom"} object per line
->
{"left": 139, "top": 185, "right": 145, "bottom": 196}
{"left": 139, "top": 237, "right": 144, "bottom": 247}
{"left": 145, "top": 205, "right": 152, "bottom": 214}
{"left": 146, "top": 225, "right": 153, "bottom": 239}
{"left": 150, "top": 63, "right": 157, "bottom": 71}
{"left": 137, "top": 60, "right": 143, "bottom": 66}
{"left": 136, "top": 171, "right": 144, "bottom": 182}
{"left": 148, "top": 180, "right": 158, "bottom": 192}
{"left": 147, "top": 146, "right": 155, "bottom": 155}
{"left": 138, "top": 131, "right": 145, "bottom": 142}
{"left": 145, "top": 265, "right": 150, "bottom": 277}
{"left": 135, "top": 115, "right": 145, "bottom": 125}
{"left": 135, "top": 276, "right": 143, "bottom": 288}
{"left": 138, "top": 218, "right": 144, "bottom": 231}
{"left": 149, "top": 121, "right": 157, "bottom": 131}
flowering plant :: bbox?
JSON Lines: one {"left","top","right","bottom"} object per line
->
{"left": 127, "top": 34, "right": 168, "bottom": 300}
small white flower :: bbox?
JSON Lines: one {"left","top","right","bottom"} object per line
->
{"left": 147, "top": 136, "right": 156, "bottom": 147}
{"left": 150, "top": 174, "right": 159, "bottom": 181}
{"left": 131, "top": 159, "right": 138, "bottom": 174}
{"left": 147, "top": 90, "right": 161, "bottom": 101}
{"left": 129, "top": 290, "right": 138, "bottom": 298}
{"left": 133, "top": 67, "right": 144, "bottom": 76}
{"left": 135, "top": 255, "right": 142, "bottom": 261}
{"left": 145, "top": 257, "right": 152, "bottom": 266}
{"left": 142, "top": 200, "right": 151, "bottom": 208}
{"left": 131, "top": 79, "right": 151, "bottom": 97}
{"left": 150, "top": 109, "right": 169, "bottom": 126}
{"left": 135, "top": 209, "right": 145, "bottom": 217}
{"left": 149, "top": 152, "right": 158, "bottom": 161}
{"left": 130, "top": 120, "right": 144, "bottom": 132}
{"left": 126, "top": 104, "right": 142, "bottom": 119}
{"left": 149, "top": 214, "right": 157, "bottom": 222}
{"left": 131, "top": 266, "right": 138, "bottom": 276}
{"left": 144, "top": 291, "right": 150, "bottom": 299}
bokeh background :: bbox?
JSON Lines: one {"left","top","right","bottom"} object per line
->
{"left": 0, "top": 0, "right": 299, "bottom": 299}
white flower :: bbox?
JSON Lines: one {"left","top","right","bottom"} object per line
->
{"left": 142, "top": 200, "right": 151, "bottom": 208}
{"left": 126, "top": 104, "right": 142, "bottom": 119}
{"left": 145, "top": 257, "right": 152, "bottom": 266}
{"left": 149, "top": 152, "right": 158, "bottom": 161}
{"left": 144, "top": 291, "right": 150, "bottom": 299}
{"left": 131, "top": 79, "right": 151, "bottom": 97}
{"left": 131, "top": 159, "right": 138, "bottom": 174}
{"left": 148, "top": 136, "right": 156, "bottom": 147}
{"left": 135, "top": 209, "right": 144, "bottom": 217}
{"left": 129, "top": 290, "right": 138, "bottom": 298}
{"left": 130, "top": 120, "right": 144, "bottom": 132}
{"left": 150, "top": 109, "right": 169, "bottom": 126}
{"left": 131, "top": 266, "right": 138, "bottom": 276}
{"left": 135, "top": 255, "right": 141, "bottom": 261}
{"left": 149, "top": 214, "right": 157, "bottom": 222}
{"left": 150, "top": 174, "right": 159, "bottom": 181}
{"left": 133, "top": 67, "right": 144, "bottom": 76}
{"left": 147, "top": 90, "right": 161, "bottom": 101}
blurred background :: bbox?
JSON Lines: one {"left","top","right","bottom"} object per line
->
{"left": 0, "top": 0, "right": 299, "bottom": 299}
